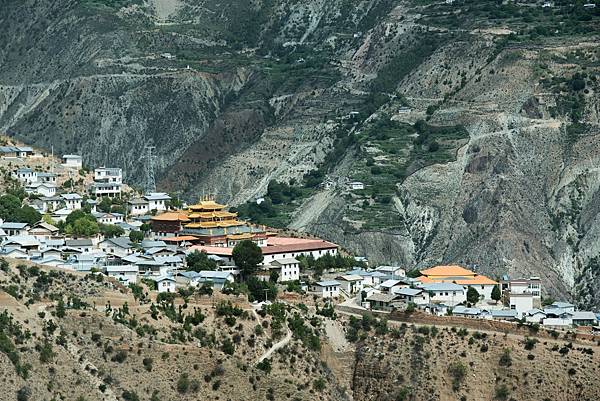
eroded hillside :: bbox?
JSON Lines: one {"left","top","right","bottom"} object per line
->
{"left": 1, "top": 0, "right": 600, "bottom": 305}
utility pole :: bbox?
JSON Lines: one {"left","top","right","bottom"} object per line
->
{"left": 140, "top": 145, "right": 156, "bottom": 194}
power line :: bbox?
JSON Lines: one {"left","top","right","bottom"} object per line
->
{"left": 141, "top": 145, "right": 156, "bottom": 194}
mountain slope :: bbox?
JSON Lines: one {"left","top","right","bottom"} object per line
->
{"left": 1, "top": 0, "right": 600, "bottom": 305}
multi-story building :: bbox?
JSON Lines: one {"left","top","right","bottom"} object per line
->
{"left": 145, "top": 192, "right": 171, "bottom": 212}
{"left": 504, "top": 276, "right": 542, "bottom": 298}
{"left": 92, "top": 167, "right": 122, "bottom": 197}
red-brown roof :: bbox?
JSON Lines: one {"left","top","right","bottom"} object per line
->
{"left": 189, "top": 237, "right": 338, "bottom": 257}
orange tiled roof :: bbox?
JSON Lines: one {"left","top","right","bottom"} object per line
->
{"left": 151, "top": 212, "right": 190, "bottom": 222}
{"left": 420, "top": 265, "right": 477, "bottom": 277}
{"left": 417, "top": 274, "right": 498, "bottom": 286}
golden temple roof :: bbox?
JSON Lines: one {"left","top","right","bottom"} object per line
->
{"left": 187, "top": 200, "right": 226, "bottom": 211}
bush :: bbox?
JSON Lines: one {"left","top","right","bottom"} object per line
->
{"left": 495, "top": 384, "right": 509, "bottom": 400}
{"left": 222, "top": 338, "right": 235, "bottom": 355}
{"left": 498, "top": 349, "right": 512, "bottom": 367}
{"left": 111, "top": 350, "right": 127, "bottom": 363}
{"left": 122, "top": 390, "right": 140, "bottom": 401}
{"left": 37, "top": 341, "right": 54, "bottom": 363}
{"left": 256, "top": 358, "right": 272, "bottom": 373}
{"left": 177, "top": 373, "right": 190, "bottom": 394}
{"left": 448, "top": 361, "right": 467, "bottom": 391}
{"left": 142, "top": 357, "right": 153, "bottom": 372}
{"left": 16, "top": 387, "right": 30, "bottom": 401}
{"left": 524, "top": 337, "right": 538, "bottom": 351}
{"left": 313, "top": 378, "right": 326, "bottom": 391}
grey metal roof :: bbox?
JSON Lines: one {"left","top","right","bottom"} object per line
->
{"left": 396, "top": 287, "right": 423, "bottom": 296}
{"left": 366, "top": 293, "right": 400, "bottom": 303}
{"left": 129, "top": 198, "right": 149, "bottom": 205}
{"left": 572, "top": 311, "right": 597, "bottom": 321}
{"left": 103, "top": 236, "right": 133, "bottom": 249}
{"left": 379, "top": 279, "right": 402, "bottom": 288}
{"left": 144, "top": 192, "right": 171, "bottom": 200}
{"left": 491, "top": 310, "right": 518, "bottom": 318}
{"left": 551, "top": 301, "right": 574, "bottom": 308}
{"left": 315, "top": 280, "right": 340, "bottom": 287}
{"left": 453, "top": 306, "right": 482, "bottom": 315}
{"left": 65, "top": 239, "right": 93, "bottom": 247}
{"left": 62, "top": 193, "right": 82, "bottom": 200}
{"left": 141, "top": 240, "right": 167, "bottom": 248}
{"left": 1, "top": 222, "right": 29, "bottom": 229}
{"left": 422, "top": 283, "right": 464, "bottom": 292}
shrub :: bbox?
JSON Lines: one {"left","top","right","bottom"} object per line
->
{"left": 222, "top": 338, "right": 235, "bottom": 355}
{"left": 122, "top": 390, "right": 140, "bottom": 401}
{"left": 37, "top": 341, "right": 54, "bottom": 363}
{"left": 313, "top": 378, "right": 326, "bottom": 391}
{"left": 256, "top": 358, "right": 272, "bottom": 373}
{"left": 111, "top": 350, "right": 127, "bottom": 363}
{"left": 495, "top": 384, "right": 509, "bottom": 400}
{"left": 177, "top": 373, "right": 190, "bottom": 394}
{"left": 16, "top": 387, "right": 30, "bottom": 401}
{"left": 498, "top": 349, "right": 512, "bottom": 367}
{"left": 142, "top": 357, "right": 153, "bottom": 372}
{"left": 524, "top": 337, "right": 538, "bottom": 351}
{"left": 448, "top": 362, "right": 467, "bottom": 391}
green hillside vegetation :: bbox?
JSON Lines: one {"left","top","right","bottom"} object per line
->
{"left": 347, "top": 117, "right": 468, "bottom": 230}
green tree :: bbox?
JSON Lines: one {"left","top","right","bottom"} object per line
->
{"left": 0, "top": 194, "right": 22, "bottom": 219}
{"left": 13, "top": 206, "right": 41, "bottom": 225}
{"left": 186, "top": 250, "right": 217, "bottom": 272}
{"left": 0, "top": 194, "right": 41, "bottom": 224}
{"left": 56, "top": 299, "right": 66, "bottom": 318}
{"left": 129, "top": 230, "right": 144, "bottom": 243}
{"left": 246, "top": 276, "right": 277, "bottom": 302}
{"left": 197, "top": 283, "right": 213, "bottom": 297}
{"left": 68, "top": 217, "right": 99, "bottom": 237}
{"left": 467, "top": 286, "right": 480, "bottom": 304}
{"left": 98, "top": 197, "right": 112, "bottom": 213}
{"left": 232, "top": 240, "right": 263, "bottom": 279}
{"left": 491, "top": 285, "right": 501, "bottom": 303}
{"left": 100, "top": 224, "right": 124, "bottom": 238}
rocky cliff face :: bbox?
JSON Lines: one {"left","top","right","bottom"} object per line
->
{"left": 1, "top": 0, "right": 599, "bottom": 306}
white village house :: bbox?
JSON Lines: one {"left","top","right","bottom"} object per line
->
{"left": 311, "top": 280, "right": 341, "bottom": 298}
{"left": 62, "top": 154, "right": 83, "bottom": 168}
{"left": 62, "top": 193, "right": 83, "bottom": 210}
{"left": 269, "top": 258, "right": 300, "bottom": 282}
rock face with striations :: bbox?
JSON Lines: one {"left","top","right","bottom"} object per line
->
{"left": 1, "top": 0, "right": 599, "bottom": 306}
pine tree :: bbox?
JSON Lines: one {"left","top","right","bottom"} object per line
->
{"left": 491, "top": 285, "right": 501, "bottom": 303}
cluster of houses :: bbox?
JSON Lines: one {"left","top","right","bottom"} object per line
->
{"left": 0, "top": 220, "right": 337, "bottom": 295}
{"left": 311, "top": 265, "right": 599, "bottom": 328}
{"left": 1, "top": 147, "right": 598, "bottom": 328}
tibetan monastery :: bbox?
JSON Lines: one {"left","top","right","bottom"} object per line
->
{"left": 151, "top": 198, "right": 267, "bottom": 247}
